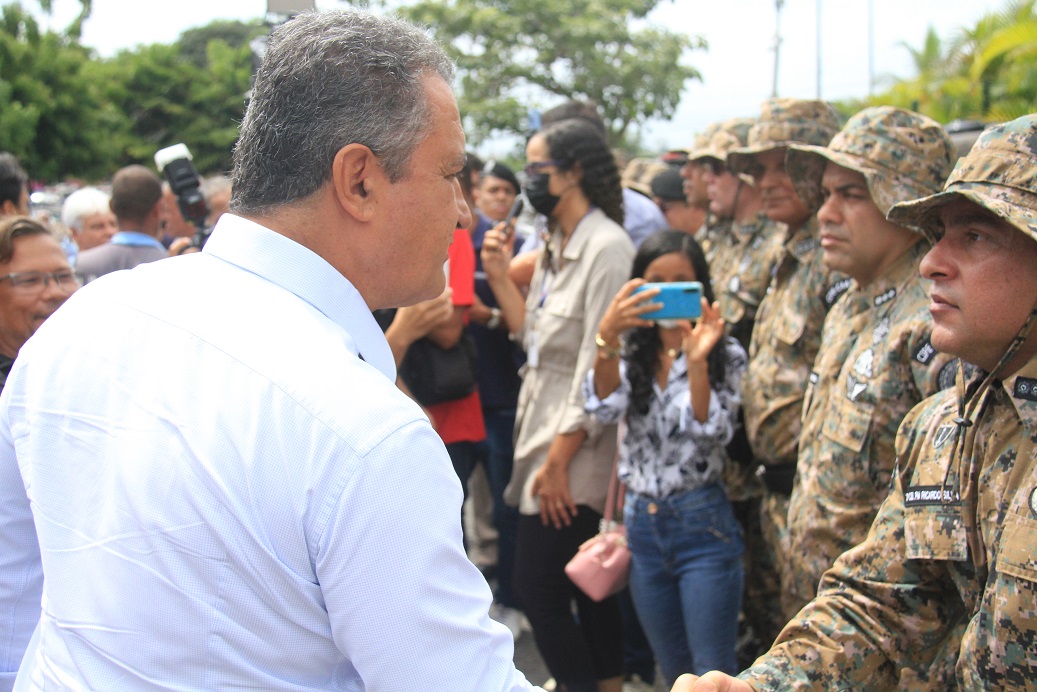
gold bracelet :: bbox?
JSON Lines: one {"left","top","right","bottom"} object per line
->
{"left": 594, "top": 333, "right": 621, "bottom": 359}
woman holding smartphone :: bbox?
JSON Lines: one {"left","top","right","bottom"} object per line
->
{"left": 481, "top": 119, "right": 634, "bottom": 692}
{"left": 584, "top": 230, "right": 747, "bottom": 683}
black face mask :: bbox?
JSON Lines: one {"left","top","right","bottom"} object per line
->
{"left": 524, "top": 172, "right": 561, "bottom": 218}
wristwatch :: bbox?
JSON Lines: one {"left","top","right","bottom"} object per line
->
{"left": 487, "top": 307, "right": 502, "bottom": 330}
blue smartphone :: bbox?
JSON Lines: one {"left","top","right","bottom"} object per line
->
{"left": 632, "top": 281, "right": 703, "bottom": 320}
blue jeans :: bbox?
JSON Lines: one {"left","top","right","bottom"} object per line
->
{"left": 624, "top": 483, "right": 744, "bottom": 682}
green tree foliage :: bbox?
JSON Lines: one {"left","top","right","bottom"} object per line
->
{"left": 0, "top": 6, "right": 261, "bottom": 182}
{"left": 92, "top": 20, "right": 260, "bottom": 176}
{"left": 0, "top": 3, "right": 115, "bottom": 180}
{"left": 853, "top": 0, "right": 1037, "bottom": 124}
{"left": 400, "top": 0, "right": 704, "bottom": 147}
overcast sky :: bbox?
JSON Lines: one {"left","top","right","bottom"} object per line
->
{"left": 39, "top": 0, "right": 999, "bottom": 154}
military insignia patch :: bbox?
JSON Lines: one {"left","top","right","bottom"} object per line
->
{"left": 1030, "top": 487, "right": 1037, "bottom": 517}
{"left": 872, "top": 318, "right": 890, "bottom": 346}
{"left": 853, "top": 349, "right": 874, "bottom": 379}
{"left": 1013, "top": 377, "right": 1037, "bottom": 402}
{"left": 932, "top": 423, "right": 956, "bottom": 449}
{"left": 915, "top": 337, "right": 936, "bottom": 364}
{"left": 795, "top": 237, "right": 818, "bottom": 255}
{"left": 874, "top": 287, "right": 897, "bottom": 307}
{"left": 824, "top": 277, "right": 853, "bottom": 308}
{"left": 937, "top": 361, "right": 958, "bottom": 390}
{"left": 847, "top": 376, "right": 867, "bottom": 401}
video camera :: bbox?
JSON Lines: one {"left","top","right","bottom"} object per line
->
{"left": 154, "top": 143, "right": 213, "bottom": 251}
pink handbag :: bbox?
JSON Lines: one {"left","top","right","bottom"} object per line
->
{"left": 564, "top": 452, "right": 629, "bottom": 602}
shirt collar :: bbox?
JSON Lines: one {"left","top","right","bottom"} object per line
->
{"left": 202, "top": 214, "right": 396, "bottom": 381}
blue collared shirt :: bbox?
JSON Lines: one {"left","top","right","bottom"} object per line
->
{"left": 0, "top": 214, "right": 535, "bottom": 691}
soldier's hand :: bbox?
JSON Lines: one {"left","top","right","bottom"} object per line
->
{"left": 671, "top": 672, "right": 754, "bottom": 691}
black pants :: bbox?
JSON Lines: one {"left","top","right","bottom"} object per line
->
{"left": 514, "top": 508, "right": 624, "bottom": 690}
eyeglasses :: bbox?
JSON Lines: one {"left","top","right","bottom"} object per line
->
{"left": 524, "top": 160, "right": 561, "bottom": 177}
{"left": 0, "top": 270, "right": 82, "bottom": 294}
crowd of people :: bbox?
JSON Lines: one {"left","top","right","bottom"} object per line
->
{"left": 0, "top": 8, "right": 1035, "bottom": 692}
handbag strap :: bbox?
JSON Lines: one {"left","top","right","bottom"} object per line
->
{"left": 603, "top": 440, "right": 624, "bottom": 521}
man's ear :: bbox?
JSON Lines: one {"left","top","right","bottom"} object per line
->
{"left": 0, "top": 200, "right": 17, "bottom": 216}
{"left": 332, "top": 143, "right": 384, "bottom": 222}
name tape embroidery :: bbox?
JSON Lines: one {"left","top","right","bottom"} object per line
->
{"left": 905, "top": 485, "right": 961, "bottom": 506}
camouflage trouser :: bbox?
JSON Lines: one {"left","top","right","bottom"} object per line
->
{"left": 731, "top": 495, "right": 785, "bottom": 667}
{"left": 759, "top": 491, "right": 801, "bottom": 625}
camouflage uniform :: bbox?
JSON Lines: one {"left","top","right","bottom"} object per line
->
{"left": 710, "top": 212, "right": 786, "bottom": 352}
{"left": 724, "top": 99, "right": 845, "bottom": 658}
{"left": 782, "top": 108, "right": 958, "bottom": 618}
{"left": 742, "top": 114, "right": 1037, "bottom": 690}
{"left": 683, "top": 123, "right": 726, "bottom": 264}
{"left": 688, "top": 118, "right": 786, "bottom": 352}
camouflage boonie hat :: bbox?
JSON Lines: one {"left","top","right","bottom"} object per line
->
{"left": 728, "top": 98, "right": 841, "bottom": 176}
{"left": 785, "top": 106, "right": 955, "bottom": 216}
{"left": 888, "top": 114, "right": 1037, "bottom": 244}
{"left": 622, "top": 158, "right": 668, "bottom": 197}
{"left": 689, "top": 118, "right": 755, "bottom": 164}
{"left": 678, "top": 121, "right": 723, "bottom": 159}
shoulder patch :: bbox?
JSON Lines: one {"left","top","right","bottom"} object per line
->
{"left": 824, "top": 277, "right": 853, "bottom": 309}
{"left": 937, "top": 360, "right": 958, "bottom": 390}
{"left": 1014, "top": 377, "right": 1037, "bottom": 402}
{"left": 915, "top": 337, "right": 937, "bottom": 364}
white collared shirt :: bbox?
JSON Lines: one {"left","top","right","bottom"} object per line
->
{"left": 0, "top": 214, "right": 535, "bottom": 691}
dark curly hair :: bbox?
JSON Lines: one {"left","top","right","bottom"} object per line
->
{"left": 625, "top": 230, "right": 729, "bottom": 417}
{"left": 539, "top": 119, "right": 624, "bottom": 226}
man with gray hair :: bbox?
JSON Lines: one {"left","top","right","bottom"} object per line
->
{"left": 60, "top": 186, "right": 118, "bottom": 252}
{"left": 0, "top": 10, "right": 538, "bottom": 691}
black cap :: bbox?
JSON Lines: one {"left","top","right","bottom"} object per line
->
{"left": 650, "top": 168, "right": 686, "bottom": 202}
{"left": 480, "top": 160, "right": 520, "bottom": 194}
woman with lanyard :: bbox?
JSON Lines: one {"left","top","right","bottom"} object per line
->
{"left": 482, "top": 118, "right": 634, "bottom": 692}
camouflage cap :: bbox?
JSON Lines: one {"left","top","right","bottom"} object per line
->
{"left": 728, "top": 98, "right": 841, "bottom": 176}
{"left": 622, "top": 157, "right": 668, "bottom": 197}
{"left": 785, "top": 106, "right": 955, "bottom": 217}
{"left": 678, "top": 121, "right": 724, "bottom": 159}
{"left": 689, "top": 118, "right": 755, "bottom": 164}
{"left": 888, "top": 114, "right": 1037, "bottom": 244}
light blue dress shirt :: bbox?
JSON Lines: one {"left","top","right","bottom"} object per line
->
{"left": 0, "top": 214, "right": 536, "bottom": 691}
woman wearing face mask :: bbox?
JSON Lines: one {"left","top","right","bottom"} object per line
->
{"left": 482, "top": 119, "right": 634, "bottom": 692}
{"left": 584, "top": 230, "right": 746, "bottom": 683}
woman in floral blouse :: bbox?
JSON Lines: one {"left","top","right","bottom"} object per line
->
{"left": 584, "top": 230, "right": 747, "bottom": 683}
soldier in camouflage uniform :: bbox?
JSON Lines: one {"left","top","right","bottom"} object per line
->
{"left": 722, "top": 99, "right": 845, "bottom": 659}
{"left": 781, "top": 107, "right": 959, "bottom": 619}
{"left": 673, "top": 113, "right": 1037, "bottom": 691}
{"left": 689, "top": 118, "right": 786, "bottom": 351}
{"left": 680, "top": 123, "right": 726, "bottom": 264}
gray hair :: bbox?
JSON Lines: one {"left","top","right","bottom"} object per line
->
{"left": 61, "top": 187, "right": 112, "bottom": 231}
{"left": 231, "top": 10, "right": 454, "bottom": 215}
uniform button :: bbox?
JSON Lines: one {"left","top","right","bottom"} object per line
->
{"left": 647, "top": 502, "right": 658, "bottom": 515}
